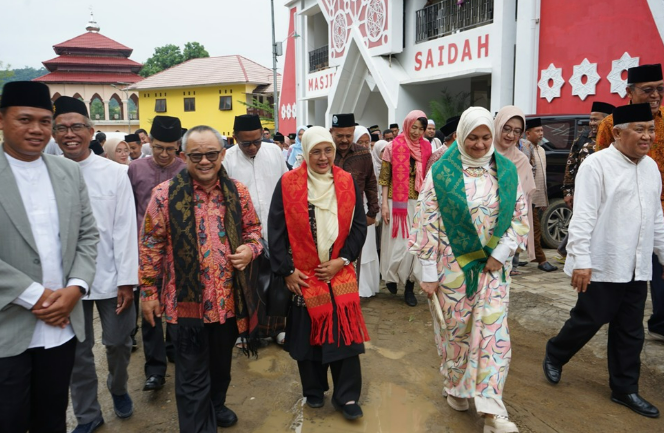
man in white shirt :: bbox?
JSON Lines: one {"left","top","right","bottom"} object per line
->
{"left": 223, "top": 115, "right": 288, "bottom": 343}
{"left": 0, "top": 81, "right": 99, "bottom": 433}
{"left": 543, "top": 103, "right": 663, "bottom": 419}
{"left": 52, "top": 96, "right": 139, "bottom": 433}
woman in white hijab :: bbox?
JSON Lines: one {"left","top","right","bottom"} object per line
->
{"left": 409, "top": 107, "right": 530, "bottom": 433}
{"left": 353, "top": 126, "right": 371, "bottom": 148}
{"left": 268, "top": 126, "right": 370, "bottom": 420}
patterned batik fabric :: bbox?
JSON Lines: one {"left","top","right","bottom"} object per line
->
{"left": 139, "top": 178, "right": 262, "bottom": 326}
{"left": 408, "top": 164, "right": 529, "bottom": 400}
{"left": 562, "top": 134, "right": 595, "bottom": 198}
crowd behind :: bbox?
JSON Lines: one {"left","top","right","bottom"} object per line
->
{"left": 1, "top": 62, "right": 663, "bottom": 433}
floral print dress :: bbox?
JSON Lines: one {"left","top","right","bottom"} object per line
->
{"left": 408, "top": 163, "right": 529, "bottom": 403}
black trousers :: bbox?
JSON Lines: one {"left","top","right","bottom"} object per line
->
{"left": 142, "top": 312, "right": 176, "bottom": 377}
{"left": 297, "top": 355, "right": 362, "bottom": 405}
{"left": 167, "top": 319, "right": 238, "bottom": 433}
{"left": 0, "top": 337, "right": 76, "bottom": 433}
{"left": 546, "top": 280, "right": 647, "bottom": 393}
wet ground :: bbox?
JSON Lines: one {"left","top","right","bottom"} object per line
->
{"left": 68, "top": 251, "right": 664, "bottom": 432}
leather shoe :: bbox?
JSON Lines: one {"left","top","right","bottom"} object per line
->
{"left": 404, "top": 290, "right": 417, "bottom": 307}
{"left": 71, "top": 414, "right": 104, "bottom": 433}
{"left": 542, "top": 354, "right": 562, "bottom": 384}
{"left": 518, "top": 261, "right": 528, "bottom": 267}
{"left": 306, "top": 396, "right": 324, "bottom": 408}
{"left": 611, "top": 392, "right": 660, "bottom": 418}
{"left": 216, "top": 405, "right": 238, "bottom": 427}
{"left": 538, "top": 261, "right": 558, "bottom": 272}
{"left": 142, "top": 375, "right": 165, "bottom": 391}
{"left": 332, "top": 398, "right": 363, "bottom": 420}
{"left": 386, "top": 282, "right": 397, "bottom": 294}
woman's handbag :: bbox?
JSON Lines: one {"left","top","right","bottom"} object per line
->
{"left": 249, "top": 238, "right": 291, "bottom": 317}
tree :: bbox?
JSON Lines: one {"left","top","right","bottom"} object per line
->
{"left": 140, "top": 42, "right": 210, "bottom": 77}
{"left": 183, "top": 42, "right": 209, "bottom": 61}
{"left": 0, "top": 62, "right": 14, "bottom": 93}
{"left": 428, "top": 88, "right": 470, "bottom": 128}
{"left": 238, "top": 97, "right": 274, "bottom": 123}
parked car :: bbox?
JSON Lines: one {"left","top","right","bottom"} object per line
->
{"left": 525, "top": 114, "right": 590, "bottom": 249}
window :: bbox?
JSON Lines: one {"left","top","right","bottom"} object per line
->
{"left": 219, "top": 96, "right": 232, "bottom": 111}
{"left": 184, "top": 98, "right": 196, "bottom": 112}
{"left": 155, "top": 99, "right": 167, "bottom": 113}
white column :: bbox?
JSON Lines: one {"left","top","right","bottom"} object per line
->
{"left": 513, "top": 0, "right": 541, "bottom": 114}
{"left": 103, "top": 100, "right": 110, "bottom": 121}
{"left": 489, "top": 0, "right": 518, "bottom": 113}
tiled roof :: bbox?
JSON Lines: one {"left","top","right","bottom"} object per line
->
{"left": 53, "top": 32, "right": 132, "bottom": 54}
{"left": 129, "top": 55, "right": 281, "bottom": 90}
{"left": 33, "top": 71, "right": 143, "bottom": 84}
{"left": 43, "top": 55, "right": 141, "bottom": 67}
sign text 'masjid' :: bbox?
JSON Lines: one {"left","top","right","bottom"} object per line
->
{"left": 414, "top": 34, "right": 490, "bottom": 72}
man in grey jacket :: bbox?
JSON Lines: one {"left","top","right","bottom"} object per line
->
{"left": 0, "top": 81, "right": 99, "bottom": 433}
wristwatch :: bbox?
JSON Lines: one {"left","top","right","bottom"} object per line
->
{"left": 340, "top": 257, "right": 350, "bottom": 266}
{"left": 78, "top": 286, "right": 87, "bottom": 296}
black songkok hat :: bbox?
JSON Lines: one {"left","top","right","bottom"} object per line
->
{"left": 288, "top": 133, "right": 296, "bottom": 140}
{"left": 53, "top": 96, "right": 89, "bottom": 119}
{"left": 0, "top": 81, "right": 53, "bottom": 112}
{"left": 306, "top": 124, "right": 313, "bottom": 128}
{"left": 440, "top": 116, "right": 460, "bottom": 137}
{"left": 273, "top": 132, "right": 285, "bottom": 143}
{"left": 591, "top": 101, "right": 615, "bottom": 115}
{"left": 332, "top": 113, "right": 355, "bottom": 128}
{"left": 180, "top": 128, "right": 188, "bottom": 138}
{"left": 613, "top": 103, "right": 653, "bottom": 125}
{"left": 233, "top": 114, "right": 262, "bottom": 132}
{"left": 368, "top": 124, "right": 380, "bottom": 132}
{"left": 370, "top": 133, "right": 380, "bottom": 142}
{"left": 389, "top": 123, "right": 399, "bottom": 129}
{"left": 150, "top": 115, "right": 182, "bottom": 142}
{"left": 627, "top": 64, "right": 663, "bottom": 84}
{"left": 525, "top": 117, "right": 542, "bottom": 130}
{"left": 124, "top": 133, "right": 140, "bottom": 143}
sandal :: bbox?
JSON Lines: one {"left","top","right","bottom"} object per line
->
{"left": 509, "top": 270, "right": 522, "bottom": 276}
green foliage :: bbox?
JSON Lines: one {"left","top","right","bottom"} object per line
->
{"left": 140, "top": 42, "right": 210, "bottom": 78}
{"left": 0, "top": 62, "right": 14, "bottom": 93}
{"left": 0, "top": 65, "right": 50, "bottom": 93}
{"left": 428, "top": 89, "right": 470, "bottom": 128}
{"left": 90, "top": 98, "right": 105, "bottom": 120}
{"left": 109, "top": 98, "right": 121, "bottom": 120}
{"left": 183, "top": 42, "right": 209, "bottom": 61}
{"left": 237, "top": 97, "right": 275, "bottom": 123}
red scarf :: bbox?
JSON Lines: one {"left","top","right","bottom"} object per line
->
{"left": 282, "top": 165, "right": 370, "bottom": 346}
{"left": 390, "top": 111, "right": 432, "bottom": 238}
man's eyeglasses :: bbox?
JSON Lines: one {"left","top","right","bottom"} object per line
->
{"left": 502, "top": 126, "right": 523, "bottom": 137}
{"left": 238, "top": 139, "right": 262, "bottom": 148}
{"left": 186, "top": 151, "right": 222, "bottom": 163}
{"left": 152, "top": 145, "right": 178, "bottom": 154}
{"left": 53, "top": 123, "right": 88, "bottom": 134}
{"left": 634, "top": 86, "right": 664, "bottom": 96}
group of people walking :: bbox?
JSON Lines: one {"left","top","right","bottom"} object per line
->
{"left": 0, "top": 61, "right": 663, "bottom": 433}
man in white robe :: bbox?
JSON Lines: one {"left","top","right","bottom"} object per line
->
{"left": 544, "top": 103, "right": 663, "bottom": 419}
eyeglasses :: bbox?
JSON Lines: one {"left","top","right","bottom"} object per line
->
{"left": 502, "top": 126, "right": 523, "bottom": 136}
{"left": 634, "top": 86, "right": 664, "bottom": 96}
{"left": 53, "top": 123, "right": 88, "bottom": 134}
{"left": 238, "top": 139, "right": 262, "bottom": 148}
{"left": 152, "top": 145, "right": 178, "bottom": 154}
{"left": 186, "top": 151, "right": 222, "bottom": 163}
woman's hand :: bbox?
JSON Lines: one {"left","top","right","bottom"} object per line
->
{"left": 483, "top": 257, "right": 503, "bottom": 273}
{"left": 315, "top": 258, "right": 345, "bottom": 283}
{"left": 420, "top": 281, "right": 438, "bottom": 297}
{"left": 381, "top": 203, "right": 390, "bottom": 225}
{"left": 285, "top": 269, "right": 309, "bottom": 296}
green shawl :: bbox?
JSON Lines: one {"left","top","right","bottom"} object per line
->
{"left": 168, "top": 167, "right": 259, "bottom": 357}
{"left": 432, "top": 142, "right": 518, "bottom": 297}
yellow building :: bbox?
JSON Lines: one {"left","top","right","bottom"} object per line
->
{"left": 129, "top": 55, "right": 280, "bottom": 137}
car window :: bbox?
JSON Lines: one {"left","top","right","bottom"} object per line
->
{"left": 541, "top": 119, "right": 577, "bottom": 150}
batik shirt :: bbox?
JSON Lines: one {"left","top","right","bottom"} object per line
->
{"left": 562, "top": 132, "right": 595, "bottom": 198}
{"left": 139, "top": 178, "right": 262, "bottom": 324}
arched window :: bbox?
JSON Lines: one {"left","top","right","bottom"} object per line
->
{"left": 90, "top": 94, "right": 105, "bottom": 120}
{"left": 72, "top": 93, "right": 83, "bottom": 101}
{"left": 129, "top": 94, "right": 139, "bottom": 120}
{"left": 51, "top": 92, "right": 61, "bottom": 102}
{"left": 109, "top": 94, "right": 123, "bottom": 120}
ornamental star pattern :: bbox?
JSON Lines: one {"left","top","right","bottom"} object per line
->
{"left": 323, "top": 0, "right": 389, "bottom": 56}
{"left": 538, "top": 63, "right": 565, "bottom": 103}
{"left": 569, "top": 59, "right": 601, "bottom": 101}
{"left": 607, "top": 52, "right": 640, "bottom": 98}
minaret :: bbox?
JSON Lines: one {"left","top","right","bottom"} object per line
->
{"left": 85, "top": 11, "right": 100, "bottom": 33}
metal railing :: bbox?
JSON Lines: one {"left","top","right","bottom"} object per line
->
{"left": 309, "top": 45, "right": 329, "bottom": 73}
{"left": 415, "top": 0, "right": 494, "bottom": 44}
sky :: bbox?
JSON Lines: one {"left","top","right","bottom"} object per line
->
{"left": 1, "top": 0, "right": 291, "bottom": 72}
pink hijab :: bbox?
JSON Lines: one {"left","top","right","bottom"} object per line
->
{"left": 494, "top": 106, "right": 536, "bottom": 198}
{"left": 399, "top": 109, "right": 430, "bottom": 191}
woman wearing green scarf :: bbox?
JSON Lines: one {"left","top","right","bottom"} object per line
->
{"left": 408, "top": 107, "right": 529, "bottom": 433}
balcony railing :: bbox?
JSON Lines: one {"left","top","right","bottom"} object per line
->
{"left": 415, "top": 0, "right": 494, "bottom": 44}
{"left": 309, "top": 45, "right": 329, "bottom": 73}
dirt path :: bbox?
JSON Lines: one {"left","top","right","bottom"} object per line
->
{"left": 70, "top": 286, "right": 664, "bottom": 432}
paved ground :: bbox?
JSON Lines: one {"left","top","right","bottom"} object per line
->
{"left": 67, "top": 250, "right": 664, "bottom": 432}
